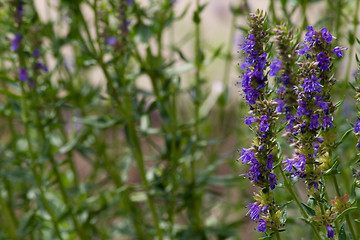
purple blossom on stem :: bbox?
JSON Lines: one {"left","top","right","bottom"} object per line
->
{"left": 354, "top": 119, "right": 360, "bottom": 133}
{"left": 35, "top": 62, "right": 48, "bottom": 72}
{"left": 304, "top": 26, "right": 316, "bottom": 42}
{"left": 269, "top": 57, "right": 282, "bottom": 77}
{"left": 275, "top": 98, "right": 285, "bottom": 113}
{"left": 257, "top": 219, "right": 267, "bottom": 232}
{"left": 310, "top": 114, "right": 319, "bottom": 130}
{"left": 316, "top": 52, "right": 330, "bottom": 71}
{"left": 323, "top": 115, "right": 334, "bottom": 129}
{"left": 297, "top": 43, "right": 311, "bottom": 55}
{"left": 327, "top": 225, "right": 334, "bottom": 239}
{"left": 269, "top": 173, "right": 277, "bottom": 190}
{"left": 241, "top": 34, "right": 255, "bottom": 54}
{"left": 244, "top": 114, "right": 257, "bottom": 125}
{"left": 11, "top": 34, "right": 23, "bottom": 51}
{"left": 303, "top": 75, "right": 322, "bottom": 93}
{"left": 294, "top": 155, "right": 306, "bottom": 171}
{"left": 283, "top": 157, "right": 295, "bottom": 172}
{"left": 246, "top": 203, "right": 260, "bottom": 220}
{"left": 33, "top": 48, "right": 40, "bottom": 58}
{"left": 321, "top": 27, "right": 332, "bottom": 43}
{"left": 333, "top": 46, "right": 347, "bottom": 57}
{"left": 19, "top": 68, "right": 28, "bottom": 81}
{"left": 260, "top": 115, "right": 269, "bottom": 132}
{"left": 238, "top": 148, "right": 255, "bottom": 163}
{"left": 314, "top": 96, "right": 328, "bottom": 111}
{"left": 297, "top": 101, "right": 309, "bottom": 116}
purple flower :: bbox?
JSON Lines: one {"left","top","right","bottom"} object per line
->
{"left": 314, "top": 96, "right": 328, "bottom": 111}
{"left": 310, "top": 114, "right": 319, "bottom": 130}
{"left": 19, "top": 68, "right": 28, "bottom": 81}
{"left": 242, "top": 34, "right": 255, "bottom": 54}
{"left": 107, "top": 37, "right": 117, "bottom": 45}
{"left": 241, "top": 69, "right": 253, "bottom": 88}
{"left": 275, "top": 98, "right": 285, "bottom": 113}
{"left": 304, "top": 26, "right": 316, "bottom": 42}
{"left": 316, "top": 52, "right": 330, "bottom": 71}
{"left": 127, "top": 0, "right": 134, "bottom": 5}
{"left": 307, "top": 181, "right": 319, "bottom": 193}
{"left": 257, "top": 219, "right": 267, "bottom": 232}
{"left": 11, "top": 34, "right": 23, "bottom": 51}
{"left": 333, "top": 46, "right": 347, "bottom": 57}
{"left": 303, "top": 75, "right": 322, "bottom": 93}
{"left": 17, "top": 1, "right": 24, "bottom": 16}
{"left": 327, "top": 225, "right": 334, "bottom": 239}
{"left": 238, "top": 148, "right": 255, "bottom": 163}
{"left": 256, "top": 53, "right": 267, "bottom": 70}
{"left": 323, "top": 115, "right": 334, "bottom": 129}
{"left": 317, "top": 137, "right": 324, "bottom": 143}
{"left": 297, "top": 43, "right": 311, "bottom": 55}
{"left": 321, "top": 27, "right": 332, "bottom": 43}
{"left": 297, "top": 101, "right": 309, "bottom": 116}
{"left": 294, "top": 154, "right": 306, "bottom": 171}
{"left": 269, "top": 58, "right": 282, "bottom": 77}
{"left": 269, "top": 173, "right": 277, "bottom": 190}
{"left": 283, "top": 157, "right": 295, "bottom": 172}
{"left": 35, "top": 62, "right": 48, "bottom": 72}
{"left": 354, "top": 119, "right": 360, "bottom": 133}
{"left": 260, "top": 115, "right": 269, "bottom": 132}
{"left": 249, "top": 158, "right": 261, "bottom": 182}
{"left": 246, "top": 203, "right": 261, "bottom": 220}
{"left": 244, "top": 114, "right": 257, "bottom": 125}
{"left": 244, "top": 87, "right": 259, "bottom": 105}
{"left": 266, "top": 154, "right": 273, "bottom": 170}
{"left": 33, "top": 48, "right": 40, "bottom": 58}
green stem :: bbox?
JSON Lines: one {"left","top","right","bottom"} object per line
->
{"left": 275, "top": 230, "right": 282, "bottom": 240}
{"left": 0, "top": 194, "right": 19, "bottom": 240}
{"left": 20, "top": 84, "right": 64, "bottom": 240}
{"left": 280, "top": 171, "right": 321, "bottom": 240}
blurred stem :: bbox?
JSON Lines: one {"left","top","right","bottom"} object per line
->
{"left": 31, "top": 99, "right": 88, "bottom": 240}
{"left": 0, "top": 194, "right": 19, "bottom": 240}
{"left": 344, "top": 0, "right": 359, "bottom": 87}
{"left": 191, "top": 0, "right": 206, "bottom": 238}
{"left": 275, "top": 230, "right": 281, "bottom": 240}
{"left": 19, "top": 83, "right": 63, "bottom": 240}
{"left": 280, "top": 170, "right": 321, "bottom": 240}
{"left": 298, "top": 0, "right": 308, "bottom": 43}
{"left": 269, "top": 0, "right": 278, "bottom": 25}
{"left": 335, "top": 0, "right": 342, "bottom": 38}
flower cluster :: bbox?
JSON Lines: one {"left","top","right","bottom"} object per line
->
{"left": 237, "top": 11, "right": 282, "bottom": 234}
{"left": 282, "top": 26, "right": 345, "bottom": 192}
{"left": 10, "top": 2, "right": 48, "bottom": 86}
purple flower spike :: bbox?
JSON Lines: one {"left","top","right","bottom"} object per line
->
{"left": 11, "top": 34, "right": 23, "bottom": 51}
{"left": 315, "top": 96, "right": 328, "bottom": 111}
{"left": 260, "top": 115, "right": 269, "bottom": 132}
{"left": 19, "top": 68, "right": 28, "bottom": 81}
{"left": 297, "top": 43, "right": 311, "bottom": 55}
{"left": 354, "top": 119, "right": 360, "bottom": 133}
{"left": 275, "top": 99, "right": 285, "bottom": 113}
{"left": 107, "top": 37, "right": 117, "bottom": 45}
{"left": 246, "top": 203, "right": 260, "bottom": 221}
{"left": 333, "top": 46, "right": 347, "bottom": 57}
{"left": 269, "top": 173, "right": 277, "bottom": 190}
{"left": 321, "top": 27, "right": 332, "bottom": 43}
{"left": 327, "top": 225, "right": 334, "bottom": 239}
{"left": 269, "top": 57, "right": 282, "bottom": 77}
{"left": 257, "top": 219, "right": 267, "bottom": 233}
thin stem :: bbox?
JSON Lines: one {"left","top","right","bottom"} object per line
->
{"left": 0, "top": 194, "right": 19, "bottom": 240}
{"left": 280, "top": 171, "right": 322, "bottom": 240}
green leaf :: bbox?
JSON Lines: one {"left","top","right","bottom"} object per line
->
{"left": 79, "top": 116, "right": 120, "bottom": 128}
{"left": 339, "top": 223, "right": 347, "bottom": 240}
{"left": 333, "top": 128, "right": 353, "bottom": 149}
{"left": 301, "top": 203, "right": 316, "bottom": 216}
{"left": 335, "top": 207, "right": 359, "bottom": 222}
{"left": 323, "top": 160, "right": 339, "bottom": 176}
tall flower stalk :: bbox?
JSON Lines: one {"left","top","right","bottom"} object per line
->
{"left": 237, "top": 11, "right": 283, "bottom": 236}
